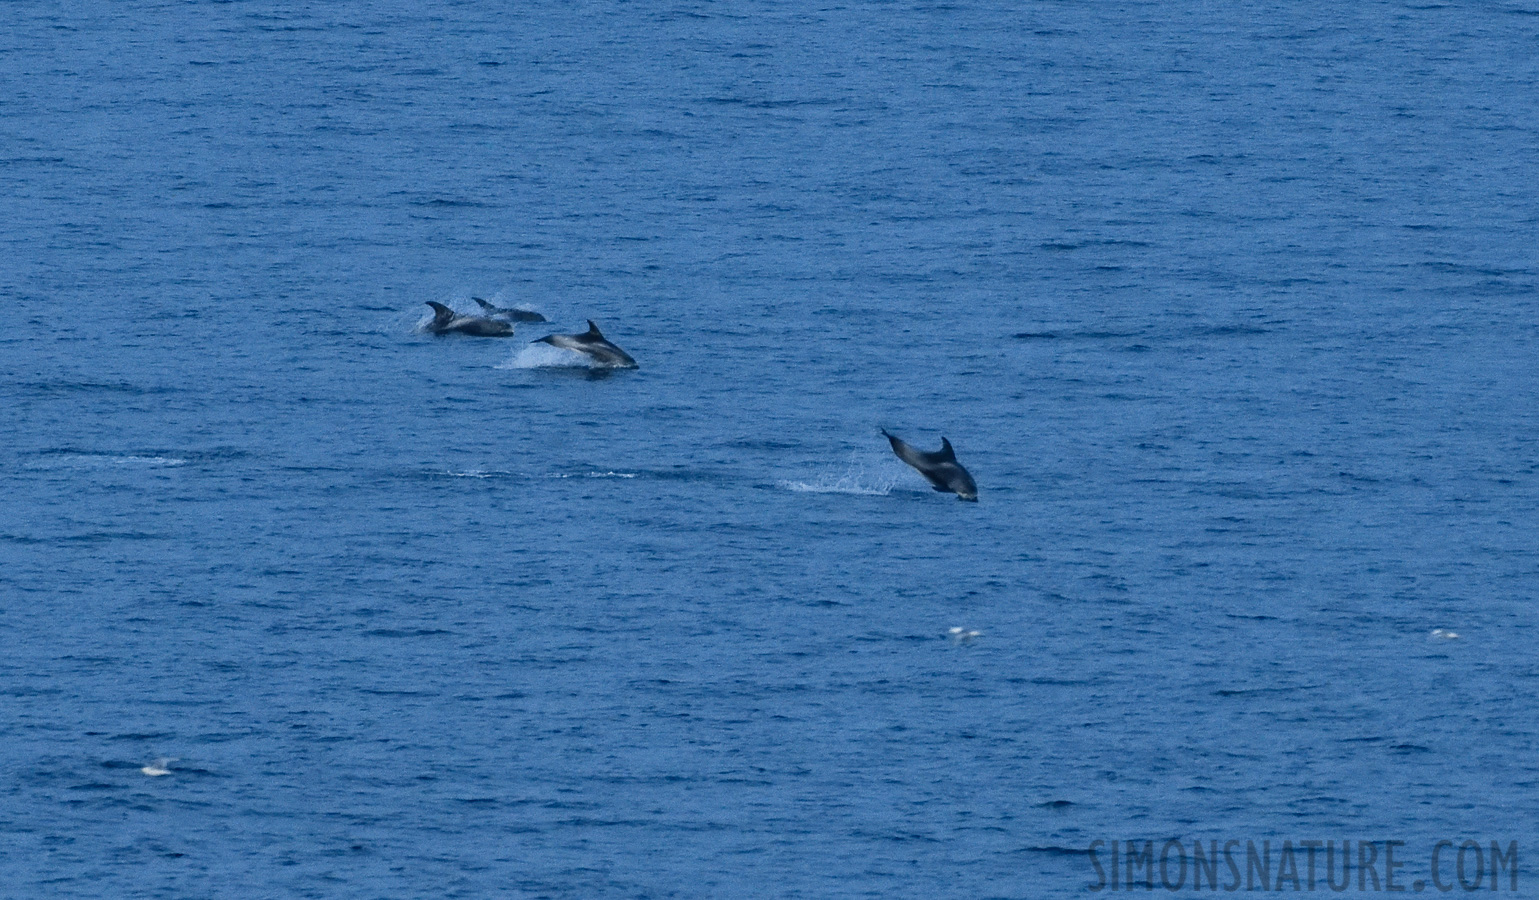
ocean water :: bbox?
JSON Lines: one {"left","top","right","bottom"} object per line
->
{"left": 3, "top": 1, "right": 1537, "bottom": 897}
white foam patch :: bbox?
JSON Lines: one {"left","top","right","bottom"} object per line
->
{"left": 33, "top": 454, "right": 187, "bottom": 470}
{"left": 116, "top": 456, "right": 187, "bottom": 467}
{"left": 141, "top": 757, "right": 177, "bottom": 777}
{"left": 496, "top": 343, "right": 592, "bottom": 369}
{"left": 437, "top": 469, "right": 637, "bottom": 480}
{"left": 781, "top": 459, "right": 899, "bottom": 496}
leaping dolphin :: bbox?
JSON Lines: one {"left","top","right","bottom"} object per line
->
{"left": 882, "top": 429, "right": 978, "bottom": 501}
{"left": 534, "top": 320, "right": 638, "bottom": 369}
{"left": 424, "top": 301, "right": 515, "bottom": 337}
{"left": 473, "top": 297, "right": 548, "bottom": 322}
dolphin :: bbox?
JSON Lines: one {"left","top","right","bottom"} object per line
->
{"left": 534, "top": 320, "right": 638, "bottom": 368}
{"left": 473, "top": 297, "right": 548, "bottom": 322}
{"left": 881, "top": 429, "right": 978, "bottom": 501}
{"left": 424, "top": 301, "right": 515, "bottom": 337}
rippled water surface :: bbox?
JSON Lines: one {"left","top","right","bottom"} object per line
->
{"left": 3, "top": 2, "right": 1538, "bottom": 896}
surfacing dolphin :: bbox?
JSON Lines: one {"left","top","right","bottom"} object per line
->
{"left": 881, "top": 429, "right": 978, "bottom": 501}
{"left": 473, "top": 297, "right": 548, "bottom": 322}
{"left": 534, "top": 320, "right": 638, "bottom": 369}
{"left": 424, "top": 301, "right": 515, "bottom": 337}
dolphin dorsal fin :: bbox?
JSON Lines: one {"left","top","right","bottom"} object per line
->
{"left": 426, "top": 301, "right": 456, "bottom": 324}
{"left": 473, "top": 297, "right": 496, "bottom": 312}
{"left": 938, "top": 437, "right": 957, "bottom": 461}
{"left": 586, "top": 320, "right": 604, "bottom": 338}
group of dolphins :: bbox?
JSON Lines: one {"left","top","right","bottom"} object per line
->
{"left": 422, "top": 299, "right": 978, "bottom": 501}
{"left": 425, "top": 298, "right": 639, "bottom": 368}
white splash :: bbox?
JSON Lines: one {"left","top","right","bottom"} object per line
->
{"left": 141, "top": 757, "right": 177, "bottom": 777}
{"left": 1430, "top": 628, "right": 1461, "bottom": 640}
{"left": 496, "top": 343, "right": 590, "bottom": 369}
{"left": 948, "top": 627, "right": 983, "bottom": 644}
{"left": 781, "top": 457, "right": 899, "bottom": 495}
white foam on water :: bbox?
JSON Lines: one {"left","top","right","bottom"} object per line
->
{"left": 496, "top": 343, "right": 591, "bottom": 370}
{"left": 141, "top": 757, "right": 177, "bottom": 777}
{"left": 116, "top": 456, "right": 187, "bottom": 467}
{"left": 781, "top": 457, "right": 899, "bottom": 496}
{"left": 438, "top": 469, "right": 637, "bottom": 480}
{"left": 32, "top": 453, "right": 187, "bottom": 470}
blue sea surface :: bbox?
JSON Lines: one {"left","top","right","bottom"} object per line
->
{"left": 3, "top": 2, "right": 1537, "bottom": 897}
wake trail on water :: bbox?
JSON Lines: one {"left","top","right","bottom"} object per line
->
{"left": 439, "top": 469, "right": 638, "bottom": 480}
{"left": 28, "top": 452, "right": 188, "bottom": 470}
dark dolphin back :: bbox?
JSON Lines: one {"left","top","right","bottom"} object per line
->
{"left": 882, "top": 429, "right": 977, "bottom": 499}
{"left": 457, "top": 318, "right": 514, "bottom": 337}
{"left": 882, "top": 429, "right": 935, "bottom": 469}
{"left": 475, "top": 297, "right": 548, "bottom": 322}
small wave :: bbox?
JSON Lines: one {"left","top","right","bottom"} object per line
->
{"left": 3, "top": 531, "right": 164, "bottom": 545}
{"left": 1017, "top": 845, "right": 1093, "bottom": 857}
{"left": 20, "top": 379, "right": 174, "bottom": 397}
{"left": 1012, "top": 329, "right": 1145, "bottom": 341}
{"left": 1191, "top": 324, "right": 1270, "bottom": 337}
